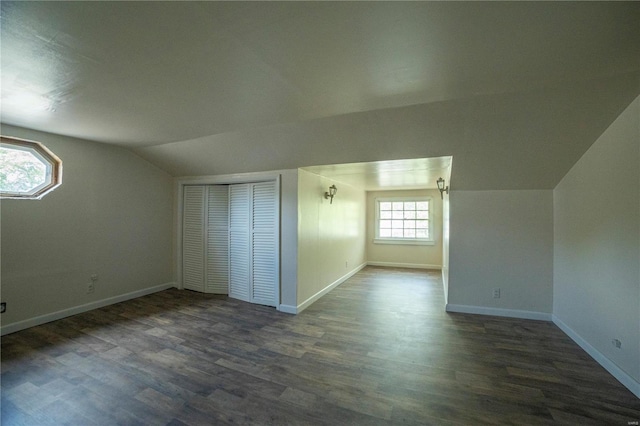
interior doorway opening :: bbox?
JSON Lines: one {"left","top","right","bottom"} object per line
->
{"left": 298, "top": 156, "right": 452, "bottom": 307}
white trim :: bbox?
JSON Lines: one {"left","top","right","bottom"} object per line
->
{"left": 373, "top": 238, "right": 435, "bottom": 246}
{"left": 292, "top": 262, "right": 367, "bottom": 314}
{"left": 0, "top": 282, "right": 176, "bottom": 336}
{"left": 367, "top": 261, "right": 442, "bottom": 270}
{"left": 277, "top": 304, "right": 297, "bottom": 314}
{"left": 445, "top": 304, "right": 552, "bottom": 321}
{"left": 441, "top": 267, "right": 449, "bottom": 305}
{"left": 553, "top": 315, "right": 640, "bottom": 399}
{"left": 177, "top": 170, "right": 289, "bottom": 186}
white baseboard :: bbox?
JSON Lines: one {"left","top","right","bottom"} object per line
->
{"left": 445, "top": 304, "right": 552, "bottom": 321}
{"left": 277, "top": 304, "right": 297, "bottom": 314}
{"left": 1, "top": 282, "right": 176, "bottom": 336}
{"left": 367, "top": 261, "right": 442, "bottom": 270}
{"left": 291, "top": 262, "right": 367, "bottom": 314}
{"left": 441, "top": 268, "right": 449, "bottom": 305}
{"left": 553, "top": 315, "right": 640, "bottom": 399}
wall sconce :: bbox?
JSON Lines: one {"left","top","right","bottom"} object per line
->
{"left": 324, "top": 185, "right": 337, "bottom": 204}
{"left": 436, "top": 177, "right": 449, "bottom": 199}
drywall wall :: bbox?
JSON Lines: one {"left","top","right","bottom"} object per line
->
{"left": 135, "top": 73, "right": 639, "bottom": 191}
{"left": 366, "top": 189, "right": 443, "bottom": 269}
{"left": 279, "top": 169, "right": 299, "bottom": 308}
{"left": 554, "top": 96, "right": 639, "bottom": 389}
{"left": 297, "top": 169, "right": 366, "bottom": 309}
{"left": 1, "top": 125, "right": 174, "bottom": 332}
{"left": 447, "top": 190, "right": 554, "bottom": 318}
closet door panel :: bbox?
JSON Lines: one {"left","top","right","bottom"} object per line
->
{"left": 183, "top": 185, "right": 205, "bottom": 292}
{"left": 229, "top": 184, "right": 251, "bottom": 302}
{"left": 206, "top": 185, "right": 229, "bottom": 294}
{"left": 252, "top": 181, "right": 278, "bottom": 307}
{"left": 252, "top": 234, "right": 276, "bottom": 305}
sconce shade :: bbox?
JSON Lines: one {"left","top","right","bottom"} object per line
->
{"left": 324, "top": 185, "right": 337, "bottom": 204}
{"left": 436, "top": 177, "right": 449, "bottom": 199}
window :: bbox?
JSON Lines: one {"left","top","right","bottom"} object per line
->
{"left": 375, "top": 197, "right": 433, "bottom": 245}
{"left": 0, "top": 136, "right": 62, "bottom": 199}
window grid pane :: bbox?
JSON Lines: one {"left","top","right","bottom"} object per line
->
{"left": 378, "top": 199, "right": 430, "bottom": 240}
{"left": 404, "top": 210, "right": 415, "bottom": 219}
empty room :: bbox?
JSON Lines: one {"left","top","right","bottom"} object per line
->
{"left": 1, "top": 1, "right": 639, "bottom": 425}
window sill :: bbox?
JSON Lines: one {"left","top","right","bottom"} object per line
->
{"left": 373, "top": 238, "right": 435, "bottom": 246}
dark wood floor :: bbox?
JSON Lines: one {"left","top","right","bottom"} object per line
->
{"left": 2, "top": 267, "right": 639, "bottom": 425}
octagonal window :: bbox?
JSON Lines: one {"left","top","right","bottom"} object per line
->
{"left": 0, "top": 136, "right": 62, "bottom": 199}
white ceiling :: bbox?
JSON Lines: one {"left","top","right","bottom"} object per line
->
{"left": 301, "top": 157, "right": 452, "bottom": 191}
{"left": 1, "top": 2, "right": 639, "bottom": 189}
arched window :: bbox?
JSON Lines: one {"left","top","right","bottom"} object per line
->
{"left": 0, "top": 136, "right": 62, "bottom": 199}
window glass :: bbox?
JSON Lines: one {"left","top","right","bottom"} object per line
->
{"left": 375, "top": 197, "right": 431, "bottom": 243}
{"left": 0, "top": 136, "right": 62, "bottom": 199}
{"left": 376, "top": 198, "right": 432, "bottom": 243}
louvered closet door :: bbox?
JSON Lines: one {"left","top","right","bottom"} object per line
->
{"left": 229, "top": 184, "right": 251, "bottom": 302}
{"left": 206, "top": 186, "right": 229, "bottom": 294}
{"left": 251, "top": 181, "right": 278, "bottom": 307}
{"left": 183, "top": 185, "right": 206, "bottom": 292}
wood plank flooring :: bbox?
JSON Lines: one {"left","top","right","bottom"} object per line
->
{"left": 2, "top": 267, "right": 639, "bottom": 425}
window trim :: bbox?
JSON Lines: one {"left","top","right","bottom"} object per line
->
{"left": 0, "top": 136, "right": 63, "bottom": 200}
{"left": 374, "top": 196, "right": 434, "bottom": 246}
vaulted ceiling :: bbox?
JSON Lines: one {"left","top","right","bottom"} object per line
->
{"left": 2, "top": 2, "right": 639, "bottom": 189}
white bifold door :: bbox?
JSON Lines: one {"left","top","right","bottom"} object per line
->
{"left": 182, "top": 181, "right": 278, "bottom": 307}
{"left": 183, "top": 185, "right": 229, "bottom": 294}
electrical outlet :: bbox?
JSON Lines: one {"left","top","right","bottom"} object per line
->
{"left": 0, "top": 302, "right": 6, "bottom": 313}
{"left": 492, "top": 288, "right": 501, "bottom": 299}
{"left": 612, "top": 339, "right": 622, "bottom": 349}
{"left": 345, "top": 261, "right": 348, "bottom": 269}
{"left": 87, "top": 282, "right": 95, "bottom": 294}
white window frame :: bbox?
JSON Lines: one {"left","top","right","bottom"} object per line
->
{"left": 374, "top": 196, "right": 434, "bottom": 245}
{"left": 0, "top": 136, "right": 62, "bottom": 200}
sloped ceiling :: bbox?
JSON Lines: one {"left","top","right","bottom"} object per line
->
{"left": 1, "top": 2, "right": 639, "bottom": 189}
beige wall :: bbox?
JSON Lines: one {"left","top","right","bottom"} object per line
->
{"left": 1, "top": 125, "right": 174, "bottom": 332}
{"left": 554, "top": 96, "right": 639, "bottom": 386}
{"left": 365, "top": 189, "right": 443, "bottom": 269}
{"left": 297, "top": 169, "right": 366, "bottom": 308}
